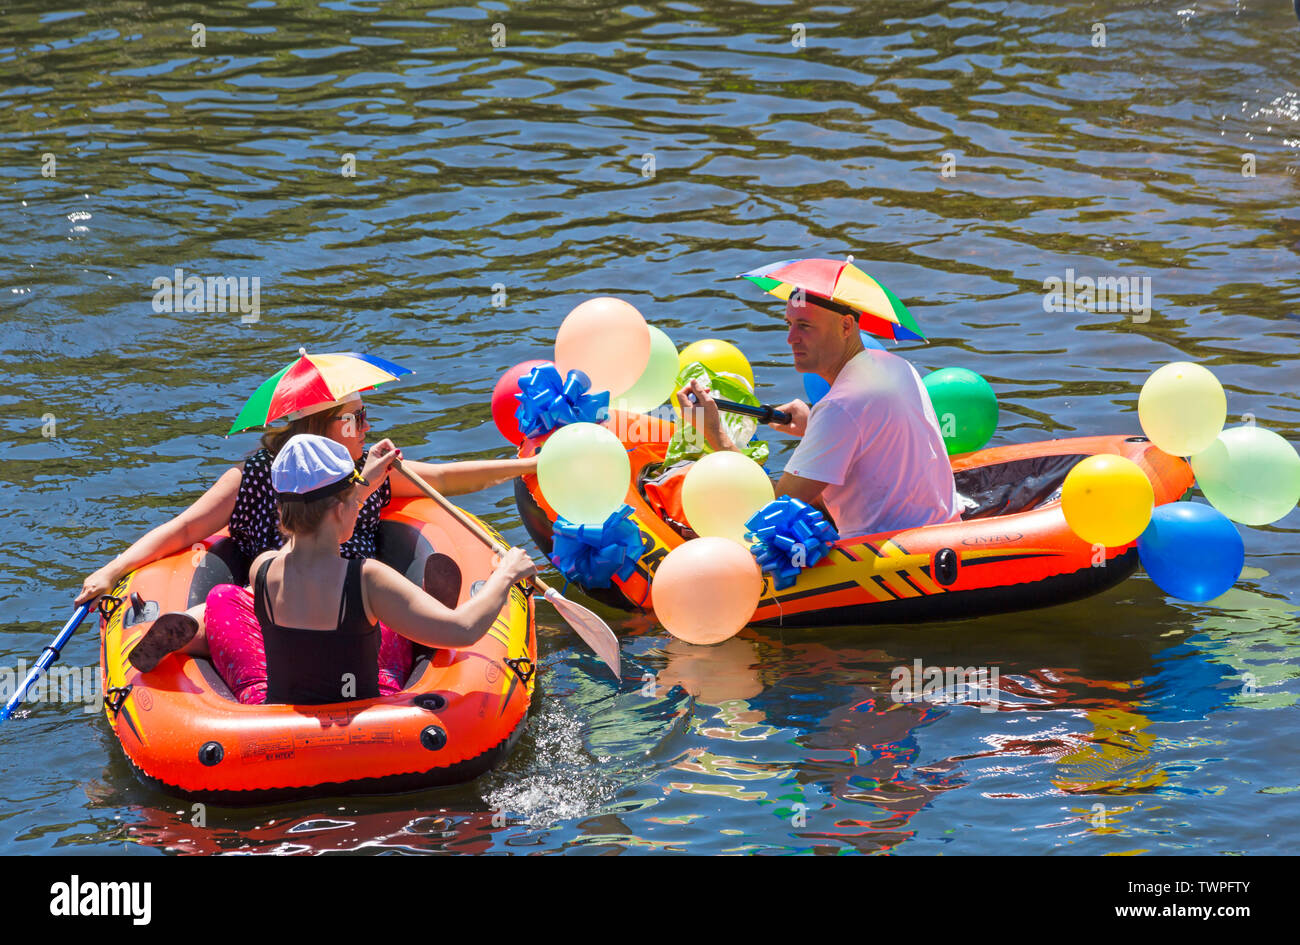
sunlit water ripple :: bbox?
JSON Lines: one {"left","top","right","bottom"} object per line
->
{"left": 1, "top": 0, "right": 1296, "bottom": 854}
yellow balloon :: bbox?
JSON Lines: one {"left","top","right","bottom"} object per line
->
{"left": 678, "top": 339, "right": 754, "bottom": 389}
{"left": 681, "top": 451, "right": 775, "bottom": 545}
{"left": 650, "top": 537, "right": 763, "bottom": 645}
{"left": 536, "top": 422, "right": 631, "bottom": 525}
{"left": 1138, "top": 361, "right": 1226, "bottom": 456}
{"left": 1061, "top": 454, "right": 1155, "bottom": 546}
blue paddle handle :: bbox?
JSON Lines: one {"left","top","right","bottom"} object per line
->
{"left": 0, "top": 602, "right": 93, "bottom": 723}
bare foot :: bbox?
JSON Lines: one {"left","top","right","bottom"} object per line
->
{"left": 423, "top": 553, "right": 463, "bottom": 609}
{"left": 127, "top": 613, "right": 199, "bottom": 673}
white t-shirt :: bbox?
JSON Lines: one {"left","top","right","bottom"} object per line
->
{"left": 785, "top": 349, "right": 961, "bottom": 538}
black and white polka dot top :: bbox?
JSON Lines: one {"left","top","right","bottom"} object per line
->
{"left": 229, "top": 447, "right": 391, "bottom": 561}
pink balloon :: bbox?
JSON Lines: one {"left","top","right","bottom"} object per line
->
{"left": 650, "top": 537, "right": 763, "bottom": 645}
{"left": 554, "top": 297, "right": 651, "bottom": 398}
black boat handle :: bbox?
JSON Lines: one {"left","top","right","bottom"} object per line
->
{"left": 688, "top": 395, "right": 793, "bottom": 426}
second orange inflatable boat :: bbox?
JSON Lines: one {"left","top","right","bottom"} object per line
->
{"left": 515, "top": 412, "right": 1194, "bottom": 627}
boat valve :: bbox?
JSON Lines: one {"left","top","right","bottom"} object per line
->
{"left": 420, "top": 726, "right": 448, "bottom": 751}
{"left": 933, "top": 548, "right": 960, "bottom": 586}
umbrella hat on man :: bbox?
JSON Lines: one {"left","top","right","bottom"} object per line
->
{"left": 740, "top": 256, "right": 926, "bottom": 342}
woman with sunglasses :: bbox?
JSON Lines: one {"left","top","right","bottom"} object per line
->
{"left": 77, "top": 391, "right": 537, "bottom": 604}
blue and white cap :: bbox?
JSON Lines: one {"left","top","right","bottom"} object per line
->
{"left": 271, "top": 434, "right": 367, "bottom": 502}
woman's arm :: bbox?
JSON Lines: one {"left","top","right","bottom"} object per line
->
{"left": 362, "top": 549, "right": 537, "bottom": 649}
{"left": 389, "top": 456, "right": 539, "bottom": 498}
{"left": 75, "top": 467, "right": 244, "bottom": 604}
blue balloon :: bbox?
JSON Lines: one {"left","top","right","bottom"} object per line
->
{"left": 1137, "top": 502, "right": 1244, "bottom": 602}
{"left": 802, "top": 371, "right": 831, "bottom": 405}
{"left": 800, "top": 332, "right": 885, "bottom": 405}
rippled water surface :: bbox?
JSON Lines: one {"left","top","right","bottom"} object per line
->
{"left": 2, "top": 0, "right": 1297, "bottom": 854}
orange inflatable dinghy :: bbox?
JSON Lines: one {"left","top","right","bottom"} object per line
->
{"left": 98, "top": 496, "right": 535, "bottom": 804}
{"left": 515, "top": 412, "right": 1194, "bottom": 627}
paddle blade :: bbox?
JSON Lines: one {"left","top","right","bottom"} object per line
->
{"left": 542, "top": 588, "right": 621, "bottom": 680}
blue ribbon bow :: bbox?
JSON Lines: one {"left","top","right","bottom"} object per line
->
{"left": 514, "top": 365, "right": 609, "bottom": 439}
{"left": 745, "top": 497, "right": 839, "bottom": 590}
{"left": 550, "top": 504, "right": 644, "bottom": 588}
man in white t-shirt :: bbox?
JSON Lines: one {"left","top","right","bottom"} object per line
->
{"left": 677, "top": 296, "right": 961, "bottom": 538}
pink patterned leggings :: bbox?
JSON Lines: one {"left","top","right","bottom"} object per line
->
{"left": 204, "top": 584, "right": 415, "bottom": 705}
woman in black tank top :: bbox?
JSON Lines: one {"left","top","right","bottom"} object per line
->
{"left": 130, "top": 434, "right": 540, "bottom": 706}
{"left": 255, "top": 557, "right": 381, "bottom": 705}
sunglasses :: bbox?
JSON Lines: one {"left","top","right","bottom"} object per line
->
{"left": 334, "top": 406, "right": 368, "bottom": 427}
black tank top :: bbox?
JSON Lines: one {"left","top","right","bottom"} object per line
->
{"left": 254, "top": 557, "right": 381, "bottom": 705}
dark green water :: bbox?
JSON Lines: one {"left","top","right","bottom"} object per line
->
{"left": 1, "top": 0, "right": 1296, "bottom": 854}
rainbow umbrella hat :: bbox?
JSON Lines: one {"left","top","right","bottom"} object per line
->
{"left": 228, "top": 349, "right": 414, "bottom": 434}
{"left": 740, "top": 256, "right": 926, "bottom": 342}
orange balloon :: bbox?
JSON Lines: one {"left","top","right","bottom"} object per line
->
{"left": 650, "top": 537, "right": 763, "bottom": 645}
{"left": 554, "top": 297, "right": 651, "bottom": 398}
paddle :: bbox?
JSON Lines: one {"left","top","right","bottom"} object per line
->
{"left": 393, "top": 460, "right": 621, "bottom": 680}
{"left": 698, "top": 396, "right": 793, "bottom": 426}
{"left": 0, "top": 602, "right": 92, "bottom": 723}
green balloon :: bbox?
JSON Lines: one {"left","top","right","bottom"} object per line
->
{"left": 612, "top": 325, "right": 679, "bottom": 414}
{"left": 1190, "top": 426, "right": 1300, "bottom": 526}
{"left": 537, "top": 422, "right": 631, "bottom": 525}
{"left": 923, "top": 367, "right": 999, "bottom": 455}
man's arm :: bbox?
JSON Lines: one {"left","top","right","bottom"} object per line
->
{"left": 775, "top": 471, "right": 832, "bottom": 519}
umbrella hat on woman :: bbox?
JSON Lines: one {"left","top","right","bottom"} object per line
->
{"left": 229, "top": 349, "right": 414, "bottom": 434}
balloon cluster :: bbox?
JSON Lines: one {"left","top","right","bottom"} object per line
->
{"left": 491, "top": 298, "right": 656, "bottom": 526}
{"left": 651, "top": 419, "right": 775, "bottom": 644}
{"left": 1060, "top": 360, "right": 1299, "bottom": 602}
{"left": 490, "top": 297, "right": 666, "bottom": 447}
{"left": 488, "top": 298, "right": 772, "bottom": 643}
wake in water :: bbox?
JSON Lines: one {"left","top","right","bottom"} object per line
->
{"left": 483, "top": 695, "right": 622, "bottom": 829}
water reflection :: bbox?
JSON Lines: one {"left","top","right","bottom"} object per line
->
{"left": 636, "top": 576, "right": 1296, "bottom": 853}
{"left": 85, "top": 792, "right": 509, "bottom": 855}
